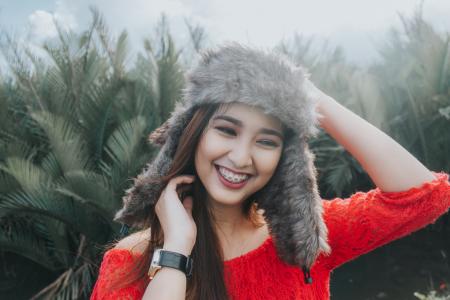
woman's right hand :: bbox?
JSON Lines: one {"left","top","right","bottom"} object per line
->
{"left": 155, "top": 175, "right": 197, "bottom": 256}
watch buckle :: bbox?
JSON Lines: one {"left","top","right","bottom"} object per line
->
{"left": 148, "top": 265, "right": 162, "bottom": 280}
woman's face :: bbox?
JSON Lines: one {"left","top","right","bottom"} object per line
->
{"left": 195, "top": 102, "right": 284, "bottom": 207}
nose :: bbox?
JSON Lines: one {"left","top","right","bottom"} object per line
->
{"left": 228, "top": 140, "right": 253, "bottom": 170}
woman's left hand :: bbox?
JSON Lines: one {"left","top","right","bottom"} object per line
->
{"left": 301, "top": 76, "right": 436, "bottom": 191}
{"left": 301, "top": 77, "right": 331, "bottom": 123}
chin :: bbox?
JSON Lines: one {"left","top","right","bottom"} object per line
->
{"left": 206, "top": 188, "right": 245, "bottom": 206}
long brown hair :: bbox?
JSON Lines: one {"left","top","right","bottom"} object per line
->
{"left": 103, "top": 102, "right": 267, "bottom": 299}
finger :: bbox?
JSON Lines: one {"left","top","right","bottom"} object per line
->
{"left": 167, "top": 176, "right": 195, "bottom": 193}
{"left": 166, "top": 176, "right": 196, "bottom": 199}
{"left": 168, "top": 175, "right": 195, "bottom": 188}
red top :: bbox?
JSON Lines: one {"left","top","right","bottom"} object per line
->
{"left": 90, "top": 171, "right": 450, "bottom": 300}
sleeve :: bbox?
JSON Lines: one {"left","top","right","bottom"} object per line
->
{"left": 321, "top": 171, "right": 450, "bottom": 270}
{"left": 90, "top": 249, "right": 150, "bottom": 300}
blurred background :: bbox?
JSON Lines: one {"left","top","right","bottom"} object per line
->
{"left": 0, "top": 0, "right": 449, "bottom": 299}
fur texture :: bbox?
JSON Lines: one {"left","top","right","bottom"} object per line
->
{"left": 114, "top": 41, "right": 331, "bottom": 278}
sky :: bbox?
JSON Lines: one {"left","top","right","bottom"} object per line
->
{"left": 1, "top": 0, "right": 450, "bottom": 67}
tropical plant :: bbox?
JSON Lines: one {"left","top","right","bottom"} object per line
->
{"left": 276, "top": 4, "right": 450, "bottom": 199}
{"left": 0, "top": 7, "right": 189, "bottom": 299}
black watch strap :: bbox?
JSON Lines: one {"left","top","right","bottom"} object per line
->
{"left": 160, "top": 250, "right": 194, "bottom": 277}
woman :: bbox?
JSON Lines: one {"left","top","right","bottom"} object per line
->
{"left": 90, "top": 42, "right": 450, "bottom": 300}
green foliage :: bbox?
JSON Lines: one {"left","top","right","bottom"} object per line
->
{"left": 276, "top": 5, "right": 449, "bottom": 198}
{"left": 0, "top": 7, "right": 188, "bottom": 299}
{"left": 370, "top": 7, "right": 450, "bottom": 172}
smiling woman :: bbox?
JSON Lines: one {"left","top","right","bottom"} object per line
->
{"left": 195, "top": 103, "right": 284, "bottom": 210}
{"left": 90, "top": 42, "right": 450, "bottom": 300}
{"left": 91, "top": 101, "right": 275, "bottom": 300}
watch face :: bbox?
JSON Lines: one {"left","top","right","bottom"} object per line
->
{"left": 148, "top": 249, "right": 163, "bottom": 280}
{"left": 151, "top": 248, "right": 162, "bottom": 266}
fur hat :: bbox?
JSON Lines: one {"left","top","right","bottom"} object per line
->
{"left": 114, "top": 41, "right": 331, "bottom": 283}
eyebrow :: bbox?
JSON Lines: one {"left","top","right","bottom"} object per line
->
{"left": 213, "top": 115, "right": 284, "bottom": 139}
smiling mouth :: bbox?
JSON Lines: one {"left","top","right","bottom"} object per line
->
{"left": 214, "top": 164, "right": 252, "bottom": 185}
{"left": 214, "top": 164, "right": 252, "bottom": 176}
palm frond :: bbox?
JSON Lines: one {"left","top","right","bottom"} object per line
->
{"left": 0, "top": 157, "right": 52, "bottom": 196}
{"left": 104, "top": 116, "right": 146, "bottom": 167}
{"left": 54, "top": 169, "right": 115, "bottom": 218}
{"left": 30, "top": 262, "right": 95, "bottom": 300}
{"left": 0, "top": 190, "right": 110, "bottom": 243}
{"left": 30, "top": 111, "right": 92, "bottom": 173}
{"left": 0, "top": 216, "right": 59, "bottom": 271}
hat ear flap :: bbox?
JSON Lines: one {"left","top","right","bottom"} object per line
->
{"left": 114, "top": 106, "right": 197, "bottom": 229}
{"left": 257, "top": 137, "right": 331, "bottom": 269}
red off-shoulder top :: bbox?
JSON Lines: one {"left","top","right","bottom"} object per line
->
{"left": 91, "top": 171, "right": 450, "bottom": 299}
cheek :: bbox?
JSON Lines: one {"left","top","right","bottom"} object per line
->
{"left": 196, "top": 131, "right": 227, "bottom": 160}
{"left": 254, "top": 151, "right": 282, "bottom": 177}
{"left": 195, "top": 131, "right": 226, "bottom": 175}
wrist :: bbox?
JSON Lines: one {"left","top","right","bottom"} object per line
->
{"left": 163, "top": 241, "right": 193, "bottom": 256}
{"left": 149, "top": 248, "right": 194, "bottom": 280}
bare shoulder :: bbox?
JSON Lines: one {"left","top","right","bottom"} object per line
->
{"left": 114, "top": 227, "right": 151, "bottom": 254}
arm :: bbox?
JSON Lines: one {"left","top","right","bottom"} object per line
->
{"left": 320, "top": 171, "right": 450, "bottom": 270}
{"left": 90, "top": 230, "right": 191, "bottom": 300}
{"left": 142, "top": 242, "right": 191, "bottom": 300}
{"left": 312, "top": 86, "right": 435, "bottom": 192}
{"left": 302, "top": 81, "right": 450, "bottom": 269}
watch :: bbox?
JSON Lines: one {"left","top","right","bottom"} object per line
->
{"left": 148, "top": 248, "right": 194, "bottom": 280}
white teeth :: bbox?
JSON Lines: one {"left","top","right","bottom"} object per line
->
{"left": 218, "top": 166, "right": 249, "bottom": 183}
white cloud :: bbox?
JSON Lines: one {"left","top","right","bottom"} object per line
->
{"left": 27, "top": 0, "right": 77, "bottom": 42}
{"left": 28, "top": 10, "right": 59, "bottom": 40}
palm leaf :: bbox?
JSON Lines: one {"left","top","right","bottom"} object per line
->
{"left": 0, "top": 190, "right": 109, "bottom": 243}
{"left": 0, "top": 216, "right": 59, "bottom": 271}
{"left": 0, "top": 157, "right": 52, "bottom": 197}
{"left": 30, "top": 111, "right": 92, "bottom": 173}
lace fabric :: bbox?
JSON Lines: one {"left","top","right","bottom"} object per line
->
{"left": 321, "top": 171, "right": 450, "bottom": 270}
{"left": 90, "top": 248, "right": 149, "bottom": 300}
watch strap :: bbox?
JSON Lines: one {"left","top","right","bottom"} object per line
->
{"left": 159, "top": 250, "right": 193, "bottom": 277}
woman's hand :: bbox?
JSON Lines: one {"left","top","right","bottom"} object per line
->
{"left": 301, "top": 77, "right": 435, "bottom": 191}
{"left": 301, "top": 77, "right": 333, "bottom": 124}
{"left": 155, "top": 175, "right": 197, "bottom": 256}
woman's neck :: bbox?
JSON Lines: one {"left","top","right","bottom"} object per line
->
{"left": 218, "top": 221, "right": 269, "bottom": 261}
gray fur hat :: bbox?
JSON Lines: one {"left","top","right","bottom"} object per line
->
{"left": 114, "top": 41, "right": 331, "bottom": 283}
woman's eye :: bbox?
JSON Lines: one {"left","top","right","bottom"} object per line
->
{"left": 258, "top": 140, "right": 279, "bottom": 147}
{"left": 215, "top": 127, "right": 236, "bottom": 135}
